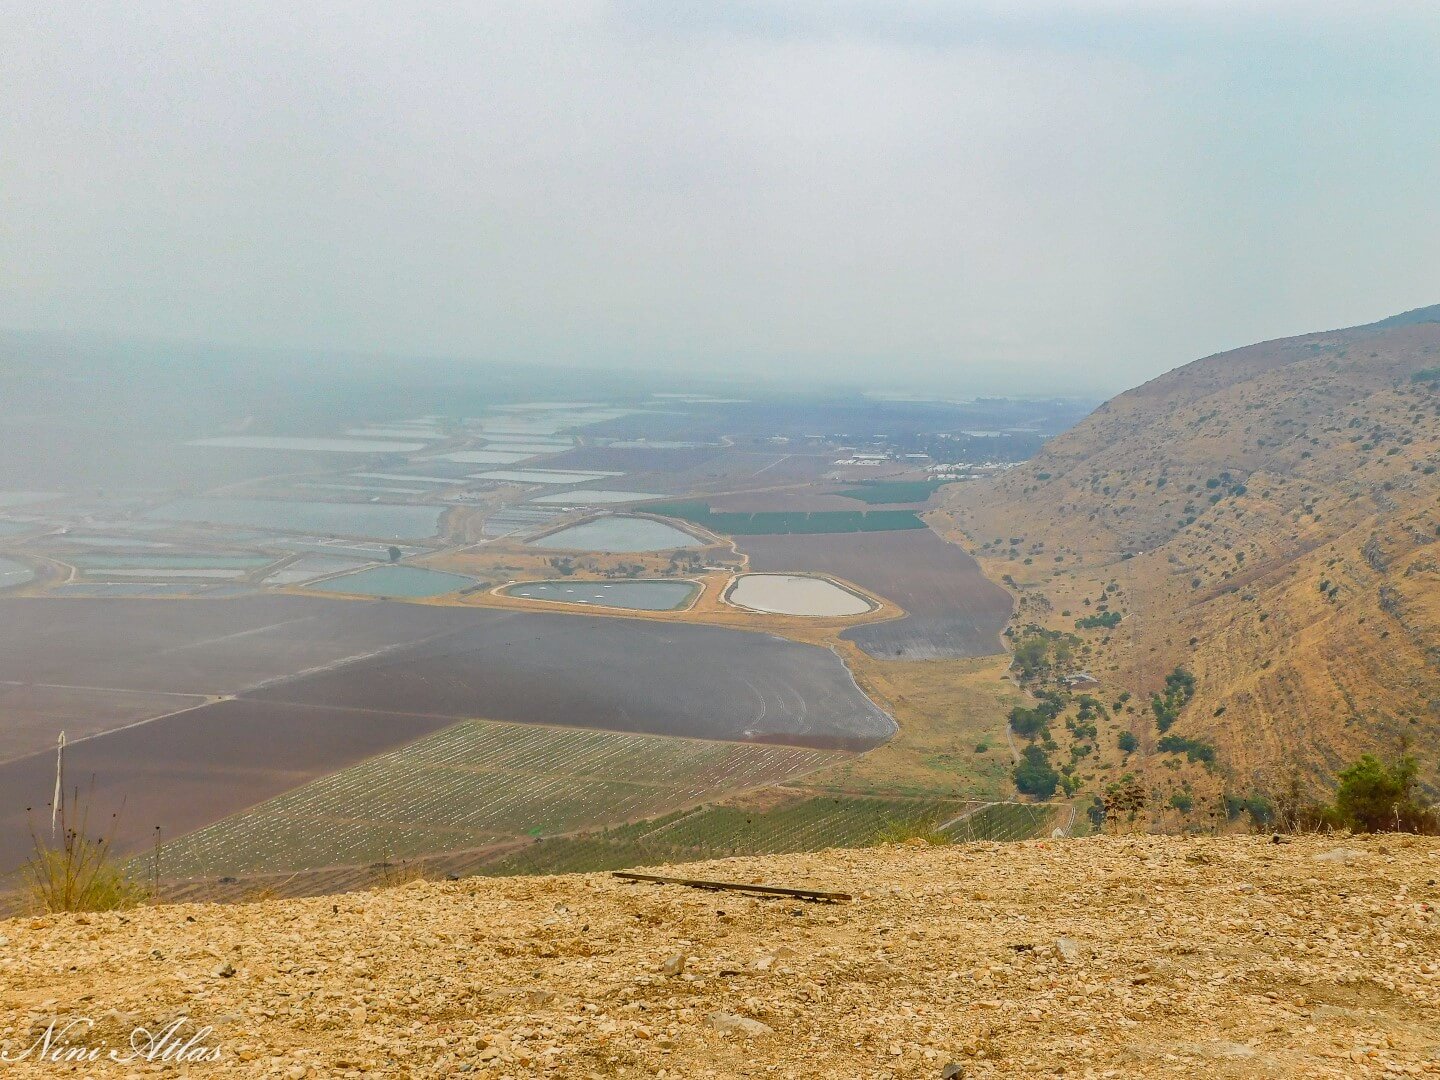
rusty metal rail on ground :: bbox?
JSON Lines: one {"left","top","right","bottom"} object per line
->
{"left": 612, "top": 871, "right": 851, "bottom": 903}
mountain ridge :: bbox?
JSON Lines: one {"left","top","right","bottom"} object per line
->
{"left": 943, "top": 306, "right": 1440, "bottom": 801}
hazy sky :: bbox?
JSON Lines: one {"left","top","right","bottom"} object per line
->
{"left": 4, "top": 2, "right": 1438, "bottom": 394}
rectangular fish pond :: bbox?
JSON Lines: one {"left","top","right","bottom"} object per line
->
{"left": 303, "top": 565, "right": 478, "bottom": 598}
{"left": 68, "top": 554, "right": 275, "bottom": 570}
{"left": 501, "top": 579, "right": 700, "bottom": 611}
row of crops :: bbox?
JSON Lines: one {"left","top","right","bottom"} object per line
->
{"left": 145, "top": 721, "right": 842, "bottom": 879}
{"left": 477, "top": 793, "right": 1057, "bottom": 878}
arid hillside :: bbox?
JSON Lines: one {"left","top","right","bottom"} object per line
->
{"left": 942, "top": 306, "right": 1440, "bottom": 800}
{"left": 2, "top": 835, "right": 1438, "bottom": 1078}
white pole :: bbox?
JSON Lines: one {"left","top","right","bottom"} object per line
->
{"left": 52, "top": 731, "right": 65, "bottom": 838}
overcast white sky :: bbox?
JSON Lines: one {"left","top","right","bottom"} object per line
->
{"left": 3, "top": 1, "right": 1438, "bottom": 394}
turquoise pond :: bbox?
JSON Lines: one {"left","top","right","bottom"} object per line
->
{"left": 530, "top": 516, "right": 703, "bottom": 553}
{"left": 303, "top": 565, "right": 476, "bottom": 597}
{"left": 145, "top": 499, "right": 442, "bottom": 539}
{"left": 502, "top": 579, "right": 699, "bottom": 611}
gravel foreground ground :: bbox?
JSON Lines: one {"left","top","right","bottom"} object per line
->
{"left": 2, "top": 834, "right": 1438, "bottom": 1078}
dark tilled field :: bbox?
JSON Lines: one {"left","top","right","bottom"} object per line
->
{"left": 0, "top": 683, "right": 205, "bottom": 764}
{"left": 0, "top": 701, "right": 457, "bottom": 873}
{"left": 247, "top": 610, "right": 895, "bottom": 748}
{"left": 741, "top": 530, "right": 1013, "bottom": 660}
{"left": 0, "top": 597, "right": 893, "bottom": 872}
{"left": 0, "top": 596, "right": 470, "bottom": 695}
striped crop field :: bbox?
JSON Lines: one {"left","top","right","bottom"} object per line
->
{"left": 149, "top": 721, "right": 843, "bottom": 879}
{"left": 477, "top": 793, "right": 1057, "bottom": 878}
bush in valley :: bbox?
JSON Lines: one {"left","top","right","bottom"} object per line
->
{"left": 1009, "top": 626, "right": 1082, "bottom": 682}
{"left": 1117, "top": 730, "right": 1138, "bottom": 753}
{"left": 1008, "top": 706, "right": 1049, "bottom": 737}
{"left": 1075, "top": 610, "right": 1122, "bottom": 630}
{"left": 1013, "top": 745, "right": 1060, "bottom": 799}
{"left": 1008, "top": 692, "right": 1063, "bottom": 738}
{"left": 1012, "top": 636, "right": 1050, "bottom": 678}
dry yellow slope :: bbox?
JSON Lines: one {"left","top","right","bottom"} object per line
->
{"left": 943, "top": 307, "right": 1440, "bottom": 794}
{"left": 2, "top": 835, "right": 1439, "bottom": 1078}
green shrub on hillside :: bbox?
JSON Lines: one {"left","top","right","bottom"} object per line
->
{"left": 1156, "top": 733, "right": 1216, "bottom": 766}
{"left": 1151, "top": 668, "right": 1196, "bottom": 732}
{"left": 1332, "top": 754, "right": 1438, "bottom": 833}
{"left": 1013, "top": 745, "right": 1060, "bottom": 799}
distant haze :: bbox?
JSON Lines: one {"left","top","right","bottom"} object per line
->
{"left": 3, "top": 1, "right": 1438, "bottom": 394}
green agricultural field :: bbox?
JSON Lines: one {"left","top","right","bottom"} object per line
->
{"left": 644, "top": 500, "right": 927, "bottom": 535}
{"left": 477, "top": 792, "right": 1056, "bottom": 877}
{"left": 146, "top": 721, "right": 842, "bottom": 879}
{"left": 835, "top": 479, "right": 955, "bottom": 504}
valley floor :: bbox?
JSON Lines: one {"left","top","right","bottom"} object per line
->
{"left": 2, "top": 834, "right": 1438, "bottom": 1078}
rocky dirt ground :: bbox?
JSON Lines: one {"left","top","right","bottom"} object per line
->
{"left": 2, "top": 834, "right": 1439, "bottom": 1078}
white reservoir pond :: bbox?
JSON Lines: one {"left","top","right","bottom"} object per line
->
{"left": 727, "top": 574, "right": 872, "bottom": 617}
{"left": 145, "top": 499, "right": 443, "bottom": 539}
{"left": 530, "top": 516, "right": 703, "bottom": 552}
{"left": 502, "top": 579, "right": 699, "bottom": 611}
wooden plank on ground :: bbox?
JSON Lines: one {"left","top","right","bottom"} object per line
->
{"left": 612, "top": 871, "right": 851, "bottom": 903}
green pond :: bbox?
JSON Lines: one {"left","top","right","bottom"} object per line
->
{"left": 304, "top": 565, "right": 476, "bottom": 598}
{"left": 502, "top": 579, "right": 699, "bottom": 611}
